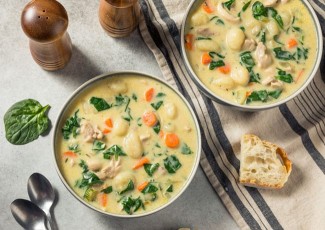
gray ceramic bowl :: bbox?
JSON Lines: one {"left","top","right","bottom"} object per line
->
{"left": 52, "top": 71, "right": 201, "bottom": 217}
{"left": 180, "top": 0, "right": 323, "bottom": 111}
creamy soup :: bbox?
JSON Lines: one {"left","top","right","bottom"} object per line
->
{"left": 185, "top": 0, "right": 318, "bottom": 105}
{"left": 55, "top": 74, "right": 198, "bottom": 215}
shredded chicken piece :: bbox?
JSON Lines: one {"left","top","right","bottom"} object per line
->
{"left": 96, "top": 157, "right": 122, "bottom": 180}
{"left": 279, "top": 63, "right": 295, "bottom": 73}
{"left": 264, "top": 0, "right": 278, "bottom": 7}
{"left": 154, "top": 166, "right": 167, "bottom": 179}
{"left": 262, "top": 76, "right": 275, "bottom": 86}
{"left": 196, "top": 27, "right": 215, "bottom": 37}
{"left": 242, "top": 38, "right": 256, "bottom": 51}
{"left": 255, "top": 42, "right": 273, "bottom": 69}
{"left": 217, "top": 2, "right": 240, "bottom": 23}
{"left": 80, "top": 120, "right": 103, "bottom": 142}
{"left": 281, "top": 0, "right": 289, "bottom": 3}
{"left": 271, "top": 80, "right": 284, "bottom": 89}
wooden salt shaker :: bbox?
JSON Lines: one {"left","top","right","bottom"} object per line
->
{"left": 99, "top": 0, "right": 140, "bottom": 38}
{"left": 21, "top": 0, "right": 72, "bottom": 71}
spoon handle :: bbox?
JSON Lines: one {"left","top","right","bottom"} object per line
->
{"left": 46, "top": 212, "right": 56, "bottom": 230}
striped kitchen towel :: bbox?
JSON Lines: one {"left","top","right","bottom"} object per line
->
{"left": 138, "top": 0, "right": 325, "bottom": 229}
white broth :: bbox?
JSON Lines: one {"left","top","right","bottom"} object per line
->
{"left": 55, "top": 74, "right": 198, "bottom": 215}
{"left": 185, "top": 0, "right": 318, "bottom": 105}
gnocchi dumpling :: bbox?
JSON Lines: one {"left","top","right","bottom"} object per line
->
{"left": 226, "top": 28, "right": 245, "bottom": 51}
{"left": 113, "top": 117, "right": 129, "bottom": 136}
{"left": 266, "top": 21, "right": 279, "bottom": 37}
{"left": 164, "top": 102, "right": 177, "bottom": 119}
{"left": 230, "top": 65, "right": 250, "bottom": 86}
{"left": 123, "top": 130, "right": 143, "bottom": 159}
{"left": 113, "top": 172, "right": 136, "bottom": 193}
{"left": 190, "top": 12, "right": 209, "bottom": 26}
{"left": 195, "top": 39, "right": 220, "bottom": 52}
{"left": 280, "top": 11, "right": 292, "bottom": 29}
{"left": 109, "top": 80, "right": 128, "bottom": 94}
{"left": 212, "top": 77, "right": 235, "bottom": 90}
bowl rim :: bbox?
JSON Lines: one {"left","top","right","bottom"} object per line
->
{"left": 180, "top": 0, "right": 323, "bottom": 111}
{"left": 52, "top": 71, "right": 202, "bottom": 218}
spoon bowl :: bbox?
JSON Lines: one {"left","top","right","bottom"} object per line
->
{"left": 10, "top": 199, "right": 48, "bottom": 230}
{"left": 28, "top": 173, "right": 56, "bottom": 229}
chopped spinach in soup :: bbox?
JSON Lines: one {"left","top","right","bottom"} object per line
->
{"left": 185, "top": 0, "right": 318, "bottom": 105}
{"left": 57, "top": 75, "right": 197, "bottom": 215}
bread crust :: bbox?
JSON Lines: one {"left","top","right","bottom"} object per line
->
{"left": 239, "top": 134, "right": 292, "bottom": 189}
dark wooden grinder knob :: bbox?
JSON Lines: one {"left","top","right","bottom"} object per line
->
{"left": 21, "top": 0, "right": 72, "bottom": 71}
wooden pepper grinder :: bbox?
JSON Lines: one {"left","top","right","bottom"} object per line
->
{"left": 99, "top": 0, "right": 140, "bottom": 38}
{"left": 21, "top": 0, "right": 72, "bottom": 71}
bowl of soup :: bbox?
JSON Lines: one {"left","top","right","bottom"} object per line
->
{"left": 53, "top": 71, "right": 201, "bottom": 217}
{"left": 181, "top": 0, "right": 323, "bottom": 110}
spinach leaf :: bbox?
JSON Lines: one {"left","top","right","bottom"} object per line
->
{"left": 62, "top": 110, "right": 80, "bottom": 140}
{"left": 156, "top": 92, "right": 166, "bottom": 97}
{"left": 103, "top": 145, "right": 127, "bottom": 159}
{"left": 141, "top": 183, "right": 158, "bottom": 194}
{"left": 90, "top": 97, "right": 111, "bottom": 111}
{"left": 249, "top": 70, "right": 261, "bottom": 83}
{"left": 119, "top": 180, "right": 134, "bottom": 195}
{"left": 246, "top": 90, "right": 268, "bottom": 103}
{"left": 79, "top": 160, "right": 88, "bottom": 173}
{"left": 121, "top": 196, "right": 144, "bottom": 215}
{"left": 166, "top": 185, "right": 173, "bottom": 193}
{"left": 153, "top": 121, "right": 161, "bottom": 134}
{"left": 209, "top": 60, "right": 225, "bottom": 70}
{"left": 137, "top": 117, "right": 142, "bottom": 127}
{"left": 240, "top": 26, "right": 245, "bottom": 32}
{"left": 273, "top": 35, "right": 284, "bottom": 45}
{"left": 273, "top": 47, "right": 294, "bottom": 60}
{"left": 209, "top": 52, "right": 225, "bottom": 59}
{"left": 181, "top": 143, "right": 193, "bottom": 155}
{"left": 275, "top": 69, "right": 293, "bottom": 83}
{"left": 196, "top": 37, "right": 212, "bottom": 40}
{"left": 223, "top": 0, "right": 235, "bottom": 10}
{"left": 144, "top": 163, "right": 160, "bottom": 176}
{"left": 79, "top": 171, "right": 103, "bottom": 188}
{"left": 295, "top": 47, "right": 309, "bottom": 60}
{"left": 4, "top": 99, "right": 51, "bottom": 145}
{"left": 101, "top": 186, "right": 113, "bottom": 194}
{"left": 268, "top": 89, "right": 282, "bottom": 99}
{"left": 240, "top": 51, "right": 255, "bottom": 67}
{"left": 164, "top": 155, "right": 182, "bottom": 174}
{"left": 92, "top": 140, "right": 106, "bottom": 152}
{"left": 252, "top": 1, "right": 267, "bottom": 19}
{"left": 115, "top": 95, "right": 131, "bottom": 112}
{"left": 68, "top": 144, "right": 80, "bottom": 153}
{"left": 151, "top": 101, "right": 163, "bottom": 111}
{"left": 242, "top": 1, "right": 251, "bottom": 12}
{"left": 122, "top": 107, "right": 133, "bottom": 122}
{"left": 260, "top": 30, "right": 266, "bottom": 43}
{"left": 216, "top": 19, "right": 225, "bottom": 25}
{"left": 292, "top": 26, "right": 302, "bottom": 32}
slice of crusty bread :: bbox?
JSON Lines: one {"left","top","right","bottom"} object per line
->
{"left": 239, "top": 134, "right": 292, "bottom": 189}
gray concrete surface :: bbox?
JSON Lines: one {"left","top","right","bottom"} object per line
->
{"left": 0, "top": 0, "right": 238, "bottom": 229}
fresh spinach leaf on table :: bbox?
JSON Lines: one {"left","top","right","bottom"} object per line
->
{"left": 4, "top": 99, "right": 50, "bottom": 145}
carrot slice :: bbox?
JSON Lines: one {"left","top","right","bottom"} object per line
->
{"left": 142, "top": 111, "right": 157, "bottom": 127}
{"left": 105, "top": 118, "right": 113, "bottom": 128}
{"left": 246, "top": 91, "right": 252, "bottom": 97}
{"left": 102, "top": 128, "right": 111, "bottom": 134}
{"left": 287, "top": 38, "right": 298, "bottom": 48}
{"left": 218, "top": 65, "right": 231, "bottom": 74}
{"left": 296, "top": 69, "right": 304, "bottom": 82}
{"left": 98, "top": 193, "right": 108, "bottom": 207}
{"left": 137, "top": 181, "right": 149, "bottom": 192}
{"left": 201, "top": 52, "right": 212, "bottom": 65}
{"left": 145, "top": 88, "right": 154, "bottom": 102}
{"left": 185, "top": 33, "right": 194, "bottom": 50}
{"left": 165, "top": 133, "right": 180, "bottom": 148}
{"left": 63, "top": 151, "right": 77, "bottom": 158}
{"left": 133, "top": 157, "right": 150, "bottom": 170}
{"left": 202, "top": 2, "right": 213, "bottom": 13}
{"left": 159, "top": 130, "right": 164, "bottom": 138}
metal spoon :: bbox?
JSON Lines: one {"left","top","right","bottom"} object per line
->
{"left": 27, "top": 173, "right": 56, "bottom": 230}
{"left": 10, "top": 199, "right": 48, "bottom": 230}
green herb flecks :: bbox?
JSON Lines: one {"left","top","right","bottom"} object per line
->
{"left": 122, "top": 107, "right": 133, "bottom": 123}
{"left": 62, "top": 110, "right": 80, "bottom": 140}
{"left": 209, "top": 52, "right": 225, "bottom": 59}
{"left": 90, "top": 97, "right": 112, "bottom": 112}
{"left": 164, "top": 155, "right": 182, "bottom": 174}
{"left": 166, "top": 185, "right": 173, "bottom": 193}
{"left": 153, "top": 121, "right": 161, "bottom": 134}
{"left": 101, "top": 186, "right": 113, "bottom": 194}
{"left": 92, "top": 140, "right": 106, "bottom": 152}
{"left": 156, "top": 92, "right": 166, "bottom": 98}
{"left": 223, "top": 0, "right": 235, "bottom": 10}
{"left": 132, "top": 93, "right": 138, "bottom": 102}
{"left": 68, "top": 144, "right": 80, "bottom": 153}
{"left": 196, "top": 37, "right": 212, "bottom": 40}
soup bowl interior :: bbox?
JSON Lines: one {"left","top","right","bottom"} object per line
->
{"left": 52, "top": 71, "right": 201, "bottom": 217}
{"left": 181, "top": 0, "right": 323, "bottom": 111}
